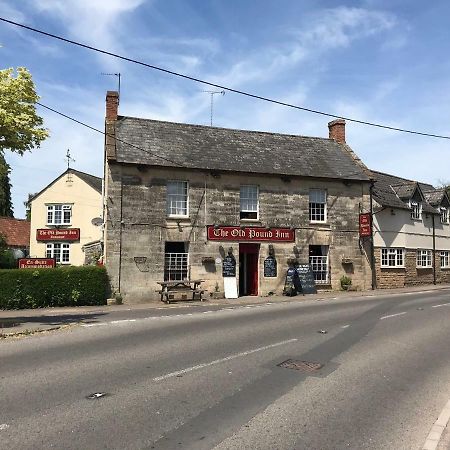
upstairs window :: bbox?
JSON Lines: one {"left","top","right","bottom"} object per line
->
{"left": 381, "top": 248, "right": 405, "bottom": 268}
{"left": 417, "top": 249, "right": 432, "bottom": 268}
{"left": 47, "top": 204, "right": 72, "bottom": 225}
{"left": 167, "top": 181, "right": 188, "bottom": 217}
{"left": 240, "top": 185, "right": 259, "bottom": 220}
{"left": 410, "top": 201, "right": 422, "bottom": 220}
{"left": 309, "top": 189, "right": 327, "bottom": 222}
{"left": 440, "top": 207, "right": 449, "bottom": 224}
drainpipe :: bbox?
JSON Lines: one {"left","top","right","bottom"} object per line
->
{"left": 432, "top": 214, "right": 436, "bottom": 285}
{"left": 369, "top": 180, "right": 376, "bottom": 290}
{"left": 118, "top": 169, "right": 123, "bottom": 293}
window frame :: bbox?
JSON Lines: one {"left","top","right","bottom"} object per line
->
{"left": 46, "top": 204, "right": 72, "bottom": 226}
{"left": 440, "top": 207, "right": 449, "bottom": 224}
{"left": 240, "top": 185, "right": 259, "bottom": 220}
{"left": 441, "top": 251, "right": 450, "bottom": 268}
{"left": 416, "top": 249, "right": 433, "bottom": 268}
{"left": 309, "top": 189, "right": 327, "bottom": 223}
{"left": 380, "top": 248, "right": 405, "bottom": 268}
{"left": 46, "top": 242, "right": 70, "bottom": 264}
{"left": 166, "top": 180, "right": 189, "bottom": 218}
{"left": 410, "top": 200, "right": 422, "bottom": 220}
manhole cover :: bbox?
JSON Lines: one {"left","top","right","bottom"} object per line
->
{"left": 277, "top": 359, "right": 323, "bottom": 372}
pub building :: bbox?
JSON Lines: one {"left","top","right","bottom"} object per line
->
{"left": 104, "top": 91, "right": 373, "bottom": 303}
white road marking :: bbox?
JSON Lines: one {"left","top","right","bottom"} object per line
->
{"left": 341, "top": 324, "right": 350, "bottom": 329}
{"left": 432, "top": 303, "right": 450, "bottom": 308}
{"left": 153, "top": 338, "right": 298, "bottom": 381}
{"left": 110, "top": 319, "right": 137, "bottom": 324}
{"left": 0, "top": 424, "right": 9, "bottom": 431}
{"left": 380, "top": 312, "right": 407, "bottom": 320}
{"left": 422, "top": 398, "right": 450, "bottom": 450}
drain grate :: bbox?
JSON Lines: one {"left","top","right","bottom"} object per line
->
{"left": 277, "top": 359, "right": 323, "bottom": 372}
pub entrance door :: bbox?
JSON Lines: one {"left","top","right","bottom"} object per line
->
{"left": 239, "top": 243, "right": 259, "bottom": 296}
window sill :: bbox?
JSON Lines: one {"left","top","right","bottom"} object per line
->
{"left": 167, "top": 216, "right": 190, "bottom": 221}
{"left": 240, "top": 218, "right": 261, "bottom": 223}
{"left": 309, "top": 221, "right": 329, "bottom": 226}
{"left": 380, "top": 266, "right": 405, "bottom": 269}
{"left": 46, "top": 224, "right": 73, "bottom": 227}
{"left": 416, "top": 266, "right": 433, "bottom": 269}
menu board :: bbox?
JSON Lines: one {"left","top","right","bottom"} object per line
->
{"left": 222, "top": 255, "right": 236, "bottom": 277}
{"left": 283, "top": 267, "right": 301, "bottom": 296}
{"left": 264, "top": 256, "right": 277, "bottom": 277}
{"left": 295, "top": 264, "right": 317, "bottom": 294}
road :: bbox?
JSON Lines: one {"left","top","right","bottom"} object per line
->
{"left": 1, "top": 289, "right": 450, "bottom": 449}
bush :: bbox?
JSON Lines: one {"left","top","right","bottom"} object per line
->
{"left": 340, "top": 275, "right": 352, "bottom": 290}
{"left": 0, "top": 266, "right": 108, "bottom": 309}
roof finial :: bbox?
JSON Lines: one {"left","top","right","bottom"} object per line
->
{"left": 65, "top": 149, "right": 75, "bottom": 170}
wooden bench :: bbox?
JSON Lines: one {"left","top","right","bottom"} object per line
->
{"left": 156, "top": 280, "right": 205, "bottom": 304}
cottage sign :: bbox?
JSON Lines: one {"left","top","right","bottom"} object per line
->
{"left": 18, "top": 258, "right": 55, "bottom": 269}
{"left": 207, "top": 226, "right": 294, "bottom": 242}
{"left": 36, "top": 228, "right": 80, "bottom": 241}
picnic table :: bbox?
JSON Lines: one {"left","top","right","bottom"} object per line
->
{"left": 156, "top": 279, "right": 205, "bottom": 304}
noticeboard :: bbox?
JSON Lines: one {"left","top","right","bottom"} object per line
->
{"left": 222, "top": 255, "right": 236, "bottom": 277}
{"left": 295, "top": 264, "right": 317, "bottom": 294}
{"left": 263, "top": 256, "right": 277, "bottom": 277}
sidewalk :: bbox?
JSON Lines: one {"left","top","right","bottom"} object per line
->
{"left": 1, "top": 283, "right": 449, "bottom": 337}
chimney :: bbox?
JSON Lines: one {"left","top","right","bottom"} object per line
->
{"left": 106, "top": 91, "right": 119, "bottom": 121}
{"left": 328, "top": 119, "right": 346, "bottom": 144}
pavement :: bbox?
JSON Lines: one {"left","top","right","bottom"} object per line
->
{"left": 1, "top": 283, "right": 450, "bottom": 337}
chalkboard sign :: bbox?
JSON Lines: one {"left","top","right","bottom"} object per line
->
{"left": 264, "top": 256, "right": 277, "bottom": 278}
{"left": 222, "top": 255, "right": 236, "bottom": 277}
{"left": 295, "top": 264, "right": 317, "bottom": 294}
{"left": 283, "top": 267, "right": 301, "bottom": 296}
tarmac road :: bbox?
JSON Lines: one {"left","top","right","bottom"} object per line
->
{"left": 1, "top": 289, "right": 450, "bottom": 449}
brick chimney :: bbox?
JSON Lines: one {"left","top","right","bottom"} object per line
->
{"left": 328, "top": 119, "right": 346, "bottom": 144}
{"left": 106, "top": 91, "right": 119, "bottom": 121}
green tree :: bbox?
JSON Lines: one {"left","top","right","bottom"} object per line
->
{"left": 0, "top": 152, "right": 13, "bottom": 216}
{"left": 0, "top": 67, "right": 49, "bottom": 155}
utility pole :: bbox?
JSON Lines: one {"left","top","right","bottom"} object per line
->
{"left": 202, "top": 90, "right": 225, "bottom": 126}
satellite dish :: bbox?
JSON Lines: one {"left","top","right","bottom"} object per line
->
{"left": 91, "top": 217, "right": 103, "bottom": 226}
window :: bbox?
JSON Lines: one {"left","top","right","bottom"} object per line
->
{"left": 441, "top": 251, "right": 450, "bottom": 268}
{"left": 47, "top": 204, "right": 72, "bottom": 225}
{"left": 410, "top": 201, "right": 422, "bottom": 220}
{"left": 309, "top": 189, "right": 327, "bottom": 222}
{"left": 440, "top": 207, "right": 449, "bottom": 224}
{"left": 240, "top": 185, "right": 259, "bottom": 220}
{"left": 167, "top": 181, "right": 188, "bottom": 217}
{"left": 309, "top": 245, "right": 329, "bottom": 284}
{"left": 417, "top": 250, "right": 432, "bottom": 268}
{"left": 164, "top": 242, "right": 189, "bottom": 281}
{"left": 381, "top": 248, "right": 405, "bottom": 268}
{"left": 46, "top": 243, "right": 70, "bottom": 264}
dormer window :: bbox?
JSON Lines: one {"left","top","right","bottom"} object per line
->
{"left": 410, "top": 201, "right": 422, "bottom": 220}
{"left": 440, "top": 207, "right": 449, "bottom": 224}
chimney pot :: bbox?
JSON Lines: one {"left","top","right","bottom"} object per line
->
{"left": 328, "top": 119, "right": 346, "bottom": 144}
{"left": 106, "top": 91, "right": 119, "bottom": 121}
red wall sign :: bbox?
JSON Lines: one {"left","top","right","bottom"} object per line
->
{"left": 18, "top": 258, "right": 55, "bottom": 269}
{"left": 207, "top": 226, "right": 295, "bottom": 242}
{"left": 359, "top": 213, "right": 372, "bottom": 237}
{"left": 36, "top": 228, "right": 80, "bottom": 241}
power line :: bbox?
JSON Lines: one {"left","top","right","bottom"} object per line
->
{"left": 2, "top": 16, "right": 450, "bottom": 141}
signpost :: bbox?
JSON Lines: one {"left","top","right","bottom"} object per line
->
{"left": 18, "top": 258, "right": 55, "bottom": 269}
{"left": 36, "top": 228, "right": 80, "bottom": 241}
{"left": 359, "top": 213, "right": 372, "bottom": 238}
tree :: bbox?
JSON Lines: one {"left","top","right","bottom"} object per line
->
{"left": 0, "top": 152, "right": 13, "bottom": 216}
{"left": 23, "top": 192, "right": 37, "bottom": 221}
{"left": 0, "top": 67, "right": 49, "bottom": 155}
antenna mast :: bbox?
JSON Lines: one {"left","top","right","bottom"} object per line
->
{"left": 202, "top": 90, "right": 225, "bottom": 126}
{"left": 101, "top": 72, "right": 121, "bottom": 100}
{"left": 65, "top": 149, "right": 75, "bottom": 170}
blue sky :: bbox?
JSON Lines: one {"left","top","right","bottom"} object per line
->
{"left": 0, "top": 0, "right": 449, "bottom": 218}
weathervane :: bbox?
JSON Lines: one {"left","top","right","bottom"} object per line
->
{"left": 202, "top": 90, "right": 225, "bottom": 126}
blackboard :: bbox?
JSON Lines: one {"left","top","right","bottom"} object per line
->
{"left": 295, "top": 264, "right": 317, "bottom": 294}
{"left": 264, "top": 256, "right": 277, "bottom": 277}
{"left": 283, "top": 267, "right": 301, "bottom": 296}
{"left": 222, "top": 255, "right": 236, "bottom": 277}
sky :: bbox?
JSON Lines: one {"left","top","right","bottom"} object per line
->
{"left": 0, "top": 0, "right": 449, "bottom": 218}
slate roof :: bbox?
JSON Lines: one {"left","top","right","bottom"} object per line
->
{"left": 371, "top": 170, "right": 444, "bottom": 214}
{"left": 0, "top": 217, "right": 30, "bottom": 248}
{"left": 114, "top": 116, "right": 370, "bottom": 181}
{"left": 423, "top": 189, "right": 450, "bottom": 207}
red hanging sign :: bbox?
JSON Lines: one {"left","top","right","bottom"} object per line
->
{"left": 18, "top": 258, "right": 55, "bottom": 269}
{"left": 207, "top": 226, "right": 295, "bottom": 242}
{"left": 359, "top": 213, "right": 372, "bottom": 237}
{"left": 36, "top": 228, "right": 80, "bottom": 241}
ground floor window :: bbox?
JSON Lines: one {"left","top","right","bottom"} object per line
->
{"left": 417, "top": 249, "right": 432, "bottom": 268}
{"left": 441, "top": 251, "right": 450, "bottom": 268}
{"left": 309, "top": 245, "right": 329, "bottom": 284}
{"left": 381, "top": 248, "right": 404, "bottom": 268}
{"left": 46, "top": 243, "right": 70, "bottom": 264}
{"left": 164, "top": 241, "right": 189, "bottom": 281}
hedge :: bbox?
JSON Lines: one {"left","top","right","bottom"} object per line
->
{"left": 0, "top": 266, "right": 108, "bottom": 310}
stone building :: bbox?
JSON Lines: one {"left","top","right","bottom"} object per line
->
{"left": 104, "top": 91, "right": 373, "bottom": 302}
{"left": 371, "top": 170, "right": 450, "bottom": 288}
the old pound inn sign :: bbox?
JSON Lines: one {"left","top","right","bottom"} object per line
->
{"left": 207, "top": 226, "right": 295, "bottom": 242}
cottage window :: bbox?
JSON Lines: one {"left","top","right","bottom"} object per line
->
{"left": 441, "top": 251, "right": 450, "bottom": 268}
{"left": 309, "top": 189, "right": 327, "bottom": 222}
{"left": 309, "top": 245, "right": 329, "bottom": 284}
{"left": 46, "top": 243, "right": 70, "bottom": 264}
{"left": 416, "top": 249, "right": 432, "bottom": 268}
{"left": 410, "top": 201, "right": 422, "bottom": 220}
{"left": 164, "top": 242, "right": 189, "bottom": 281}
{"left": 47, "top": 204, "right": 72, "bottom": 225}
{"left": 167, "top": 181, "right": 188, "bottom": 217}
{"left": 440, "top": 207, "right": 449, "bottom": 224}
{"left": 380, "top": 248, "right": 404, "bottom": 268}
{"left": 240, "top": 185, "right": 259, "bottom": 220}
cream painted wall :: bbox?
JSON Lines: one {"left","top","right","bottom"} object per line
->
{"left": 29, "top": 173, "right": 102, "bottom": 265}
{"left": 373, "top": 208, "right": 450, "bottom": 250}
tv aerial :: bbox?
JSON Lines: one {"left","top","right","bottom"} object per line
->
{"left": 101, "top": 72, "right": 121, "bottom": 100}
{"left": 202, "top": 90, "right": 225, "bottom": 126}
